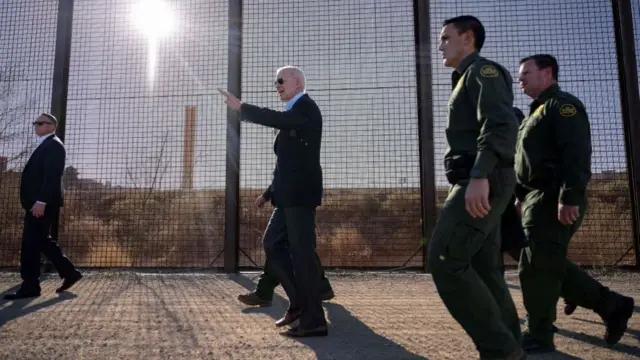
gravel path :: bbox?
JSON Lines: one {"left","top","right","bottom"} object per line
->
{"left": 0, "top": 270, "right": 638, "bottom": 359}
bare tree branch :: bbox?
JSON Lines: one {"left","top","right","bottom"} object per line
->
{"left": 122, "top": 132, "right": 173, "bottom": 266}
{"left": 124, "top": 131, "right": 170, "bottom": 194}
{"left": 0, "top": 63, "right": 37, "bottom": 171}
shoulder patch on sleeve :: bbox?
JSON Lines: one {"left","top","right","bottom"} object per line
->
{"left": 559, "top": 104, "right": 577, "bottom": 117}
{"left": 479, "top": 65, "right": 499, "bottom": 78}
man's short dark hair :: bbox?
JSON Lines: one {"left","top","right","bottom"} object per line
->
{"left": 442, "top": 15, "right": 485, "bottom": 51}
{"left": 39, "top": 112, "right": 58, "bottom": 125}
{"left": 520, "top": 54, "right": 559, "bottom": 80}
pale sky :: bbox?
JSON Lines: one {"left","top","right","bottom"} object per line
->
{"left": 0, "top": 0, "right": 635, "bottom": 190}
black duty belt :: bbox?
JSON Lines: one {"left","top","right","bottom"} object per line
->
{"left": 444, "top": 156, "right": 514, "bottom": 185}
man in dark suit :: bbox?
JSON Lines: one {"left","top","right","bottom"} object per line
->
{"left": 218, "top": 65, "right": 327, "bottom": 337}
{"left": 236, "top": 182, "right": 334, "bottom": 308}
{"left": 4, "top": 113, "right": 82, "bottom": 300}
{"left": 499, "top": 107, "right": 528, "bottom": 270}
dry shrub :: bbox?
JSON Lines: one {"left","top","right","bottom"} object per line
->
{"left": 317, "top": 225, "right": 372, "bottom": 267}
{"left": 570, "top": 178, "right": 635, "bottom": 266}
{"left": 60, "top": 215, "right": 129, "bottom": 267}
{"left": 238, "top": 190, "right": 271, "bottom": 265}
{"left": 314, "top": 188, "right": 422, "bottom": 267}
{"left": 0, "top": 169, "right": 636, "bottom": 268}
{"left": 152, "top": 191, "right": 225, "bottom": 267}
{"left": 0, "top": 171, "right": 24, "bottom": 266}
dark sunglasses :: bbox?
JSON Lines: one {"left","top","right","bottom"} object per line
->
{"left": 33, "top": 121, "right": 54, "bottom": 126}
{"left": 273, "top": 78, "right": 284, "bottom": 86}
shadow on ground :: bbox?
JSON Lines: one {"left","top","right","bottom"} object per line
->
{"left": 518, "top": 316, "right": 640, "bottom": 358}
{"left": 230, "top": 274, "right": 428, "bottom": 360}
{"left": 0, "top": 285, "right": 76, "bottom": 328}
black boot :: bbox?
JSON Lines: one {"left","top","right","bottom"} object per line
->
{"left": 564, "top": 299, "right": 578, "bottom": 315}
{"left": 596, "top": 292, "right": 634, "bottom": 345}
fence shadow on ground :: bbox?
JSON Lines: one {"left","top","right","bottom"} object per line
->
{"left": 229, "top": 273, "right": 428, "bottom": 360}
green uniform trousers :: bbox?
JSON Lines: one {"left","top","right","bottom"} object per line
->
{"left": 428, "top": 169, "right": 521, "bottom": 359}
{"left": 518, "top": 188, "right": 609, "bottom": 345}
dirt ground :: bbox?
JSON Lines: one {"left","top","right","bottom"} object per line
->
{"left": 0, "top": 269, "right": 638, "bottom": 360}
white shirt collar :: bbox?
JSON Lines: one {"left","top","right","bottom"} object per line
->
{"left": 38, "top": 133, "right": 55, "bottom": 145}
{"left": 284, "top": 92, "right": 305, "bottom": 111}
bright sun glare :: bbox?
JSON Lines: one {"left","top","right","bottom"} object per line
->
{"left": 131, "top": 0, "right": 176, "bottom": 86}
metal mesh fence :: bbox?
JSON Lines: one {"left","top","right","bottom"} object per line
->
{"left": 238, "top": 0, "right": 423, "bottom": 268}
{"left": 0, "top": 0, "right": 58, "bottom": 267}
{"left": 0, "top": 0, "right": 637, "bottom": 269}
{"left": 59, "top": 0, "right": 229, "bottom": 268}
{"left": 635, "top": 0, "right": 640, "bottom": 92}
{"left": 430, "top": 0, "right": 635, "bottom": 266}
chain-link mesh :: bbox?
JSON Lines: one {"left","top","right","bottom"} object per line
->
{"left": 0, "top": 0, "right": 58, "bottom": 267}
{"left": 239, "top": 0, "right": 423, "bottom": 268}
{"left": 58, "top": 0, "right": 228, "bottom": 268}
{"left": 636, "top": 0, "right": 640, "bottom": 92}
{"left": 430, "top": 0, "right": 635, "bottom": 266}
{"left": 0, "top": 1, "right": 637, "bottom": 269}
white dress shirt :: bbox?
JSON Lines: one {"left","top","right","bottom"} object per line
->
{"left": 284, "top": 91, "right": 305, "bottom": 111}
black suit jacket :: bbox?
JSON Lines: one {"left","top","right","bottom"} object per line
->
{"left": 241, "top": 94, "right": 323, "bottom": 208}
{"left": 20, "top": 134, "right": 66, "bottom": 211}
{"left": 500, "top": 196, "right": 527, "bottom": 252}
{"left": 500, "top": 107, "right": 528, "bottom": 253}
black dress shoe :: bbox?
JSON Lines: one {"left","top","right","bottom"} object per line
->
{"left": 522, "top": 332, "right": 555, "bottom": 354}
{"left": 56, "top": 271, "right": 82, "bottom": 293}
{"left": 281, "top": 325, "right": 328, "bottom": 338}
{"left": 321, "top": 289, "right": 335, "bottom": 301}
{"left": 603, "top": 295, "right": 634, "bottom": 345}
{"left": 275, "top": 309, "right": 302, "bottom": 327}
{"left": 564, "top": 299, "right": 578, "bottom": 315}
{"left": 4, "top": 290, "right": 41, "bottom": 300}
{"left": 237, "top": 292, "right": 272, "bottom": 307}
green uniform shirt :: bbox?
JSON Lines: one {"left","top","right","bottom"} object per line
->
{"left": 514, "top": 83, "right": 592, "bottom": 206}
{"left": 445, "top": 52, "right": 518, "bottom": 178}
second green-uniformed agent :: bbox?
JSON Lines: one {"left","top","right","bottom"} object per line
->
{"left": 516, "top": 54, "right": 634, "bottom": 353}
{"left": 431, "top": 15, "right": 525, "bottom": 360}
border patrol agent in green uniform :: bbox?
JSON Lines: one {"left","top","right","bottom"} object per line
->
{"left": 503, "top": 107, "right": 573, "bottom": 334}
{"left": 516, "top": 54, "right": 635, "bottom": 354}
{"left": 431, "top": 16, "right": 525, "bottom": 360}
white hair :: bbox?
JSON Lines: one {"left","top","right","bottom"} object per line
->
{"left": 276, "top": 65, "right": 306, "bottom": 92}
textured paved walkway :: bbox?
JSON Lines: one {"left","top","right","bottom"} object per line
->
{"left": 0, "top": 270, "right": 638, "bottom": 359}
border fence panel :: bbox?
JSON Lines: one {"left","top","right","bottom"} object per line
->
{"left": 59, "top": 0, "right": 229, "bottom": 268}
{"left": 239, "top": 0, "right": 424, "bottom": 269}
{"left": 0, "top": 0, "right": 637, "bottom": 269}
{"left": 0, "top": 0, "right": 59, "bottom": 267}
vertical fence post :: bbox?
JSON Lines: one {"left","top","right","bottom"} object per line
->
{"left": 224, "top": 0, "right": 242, "bottom": 273}
{"left": 48, "top": 0, "right": 74, "bottom": 256}
{"left": 413, "top": 0, "right": 437, "bottom": 272}
{"left": 612, "top": 0, "right": 640, "bottom": 267}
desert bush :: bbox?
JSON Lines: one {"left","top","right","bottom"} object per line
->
{"left": 0, "top": 172, "right": 24, "bottom": 266}
{"left": 0, "top": 169, "right": 636, "bottom": 268}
